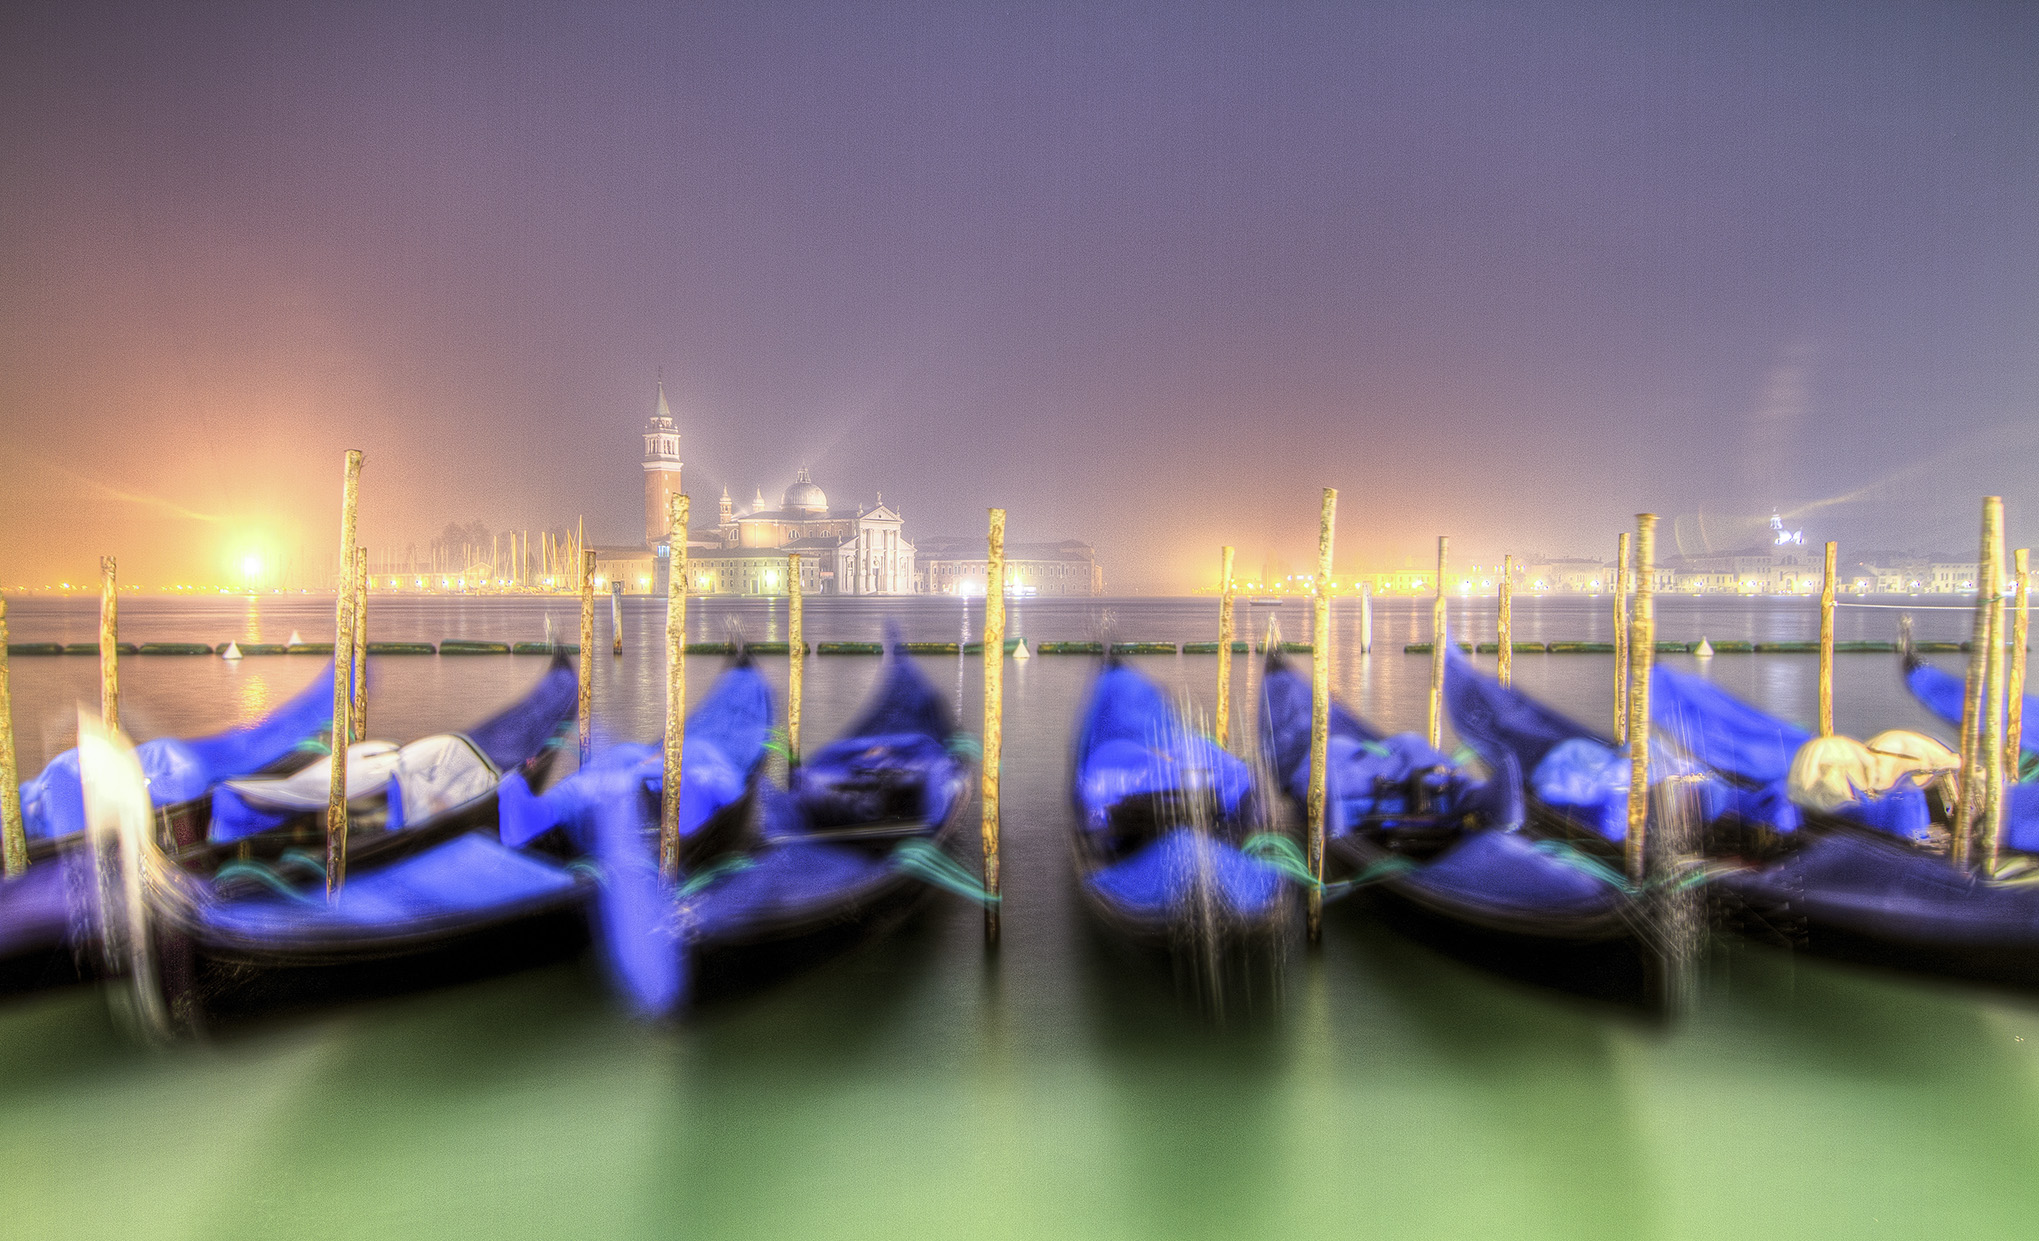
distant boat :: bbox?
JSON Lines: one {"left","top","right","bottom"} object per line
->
{"left": 1248, "top": 597, "right": 1284, "bottom": 606}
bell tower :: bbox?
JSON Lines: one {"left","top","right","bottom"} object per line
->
{"left": 643, "top": 380, "right": 683, "bottom": 547}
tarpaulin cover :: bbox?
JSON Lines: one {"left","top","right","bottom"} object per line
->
{"left": 1085, "top": 827, "right": 1286, "bottom": 921}
{"left": 20, "top": 662, "right": 335, "bottom": 840}
{"left": 1258, "top": 653, "right": 1385, "bottom": 796}
{"left": 498, "top": 662, "right": 772, "bottom": 849}
{"left": 1260, "top": 655, "right": 1518, "bottom": 837}
{"left": 1907, "top": 658, "right": 2039, "bottom": 752}
{"left": 1827, "top": 783, "right": 1933, "bottom": 843}
{"left": 1444, "top": 647, "right": 1606, "bottom": 778}
{"left": 794, "top": 647, "right": 963, "bottom": 828}
{"left": 1719, "top": 828, "right": 2039, "bottom": 946}
{"left": 199, "top": 833, "right": 579, "bottom": 944}
{"left": 0, "top": 853, "right": 82, "bottom": 962}
{"left": 1529, "top": 736, "right": 1801, "bottom": 842}
{"left": 1451, "top": 649, "right": 1800, "bottom": 840}
{"left": 209, "top": 659, "right": 580, "bottom": 844}
{"left": 465, "top": 655, "right": 577, "bottom": 770}
{"left": 221, "top": 742, "right": 402, "bottom": 811}
{"left": 2008, "top": 785, "right": 2039, "bottom": 854}
{"left": 1074, "top": 664, "right": 1252, "bottom": 830}
{"left": 688, "top": 787, "right": 896, "bottom": 933}
{"left": 1399, "top": 829, "right": 1624, "bottom": 918}
{"left": 1652, "top": 666, "right": 1809, "bottom": 786}
{"left": 587, "top": 775, "right": 908, "bottom": 1019}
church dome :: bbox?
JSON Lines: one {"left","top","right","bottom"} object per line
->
{"left": 783, "top": 467, "right": 827, "bottom": 514}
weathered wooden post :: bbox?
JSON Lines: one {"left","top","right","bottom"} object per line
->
{"left": 1981, "top": 503, "right": 2011, "bottom": 873}
{"left": 1307, "top": 490, "right": 1337, "bottom": 944}
{"left": 0, "top": 593, "right": 24, "bottom": 876}
{"left": 982, "top": 508, "right": 1007, "bottom": 943}
{"left": 2009, "top": 548, "right": 2031, "bottom": 781}
{"left": 352, "top": 543, "right": 368, "bottom": 742}
{"left": 579, "top": 549, "right": 596, "bottom": 767}
{"left": 99, "top": 556, "right": 119, "bottom": 729}
{"left": 326, "top": 449, "right": 362, "bottom": 900}
{"left": 1426, "top": 536, "right": 1447, "bottom": 751}
{"left": 660, "top": 495, "right": 690, "bottom": 880}
{"left": 1625, "top": 515, "right": 1656, "bottom": 887}
{"left": 1216, "top": 546, "right": 1236, "bottom": 748}
{"left": 788, "top": 552, "right": 804, "bottom": 767}
{"left": 1359, "top": 582, "right": 1373, "bottom": 655}
{"left": 1498, "top": 554, "right": 1515, "bottom": 688}
{"left": 1819, "top": 541, "right": 1837, "bottom": 737}
{"left": 1955, "top": 497, "right": 2002, "bottom": 871}
{"left": 1613, "top": 532, "right": 1631, "bottom": 745}
{"left": 612, "top": 583, "right": 624, "bottom": 656}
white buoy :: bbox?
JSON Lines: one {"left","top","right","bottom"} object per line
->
{"left": 1012, "top": 637, "right": 1031, "bottom": 661}
{"left": 287, "top": 629, "right": 303, "bottom": 648}
{"left": 221, "top": 641, "right": 243, "bottom": 661}
{"left": 1695, "top": 636, "right": 1714, "bottom": 661}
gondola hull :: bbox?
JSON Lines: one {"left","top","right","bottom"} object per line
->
{"left": 1715, "top": 828, "right": 2039, "bottom": 989}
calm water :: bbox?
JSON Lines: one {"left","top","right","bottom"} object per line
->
{"left": 5, "top": 596, "right": 2035, "bottom": 1240}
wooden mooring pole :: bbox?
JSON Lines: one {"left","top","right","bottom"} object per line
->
{"left": 1624, "top": 516, "right": 1656, "bottom": 887}
{"left": 788, "top": 552, "right": 804, "bottom": 767}
{"left": 99, "top": 556, "right": 118, "bottom": 729}
{"left": 579, "top": 548, "right": 596, "bottom": 767}
{"left": 1359, "top": 582, "right": 1373, "bottom": 655}
{"left": 1307, "top": 490, "right": 1337, "bottom": 944}
{"left": 1818, "top": 541, "right": 1837, "bottom": 737}
{"left": 1216, "top": 546, "right": 1236, "bottom": 748}
{"left": 352, "top": 543, "right": 368, "bottom": 742}
{"left": 0, "top": 593, "right": 24, "bottom": 876}
{"left": 326, "top": 450, "right": 362, "bottom": 901}
{"left": 1498, "top": 554, "right": 1515, "bottom": 688}
{"left": 1955, "top": 497, "right": 2002, "bottom": 871}
{"left": 1613, "top": 532, "right": 1631, "bottom": 745}
{"left": 982, "top": 508, "right": 1007, "bottom": 944}
{"left": 660, "top": 495, "right": 690, "bottom": 880}
{"left": 612, "top": 584, "right": 624, "bottom": 656}
{"left": 1426, "top": 536, "right": 1447, "bottom": 751}
{"left": 2009, "top": 548, "right": 2031, "bottom": 782}
{"left": 1981, "top": 502, "right": 2011, "bottom": 874}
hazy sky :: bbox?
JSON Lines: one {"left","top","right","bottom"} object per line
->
{"left": 2, "top": 1, "right": 2035, "bottom": 589}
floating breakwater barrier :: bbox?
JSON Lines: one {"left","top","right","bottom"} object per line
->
{"left": 1407, "top": 639, "right": 1967, "bottom": 655}
{"left": 0, "top": 636, "right": 2006, "bottom": 658}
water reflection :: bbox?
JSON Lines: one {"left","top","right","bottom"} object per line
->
{"left": 5, "top": 597, "right": 2037, "bottom": 1237}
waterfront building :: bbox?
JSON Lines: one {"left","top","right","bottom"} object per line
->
{"left": 605, "top": 382, "right": 922, "bottom": 595}
{"left": 917, "top": 537, "right": 1104, "bottom": 596}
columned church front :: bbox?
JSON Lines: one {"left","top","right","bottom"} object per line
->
{"left": 635, "top": 384, "right": 919, "bottom": 596}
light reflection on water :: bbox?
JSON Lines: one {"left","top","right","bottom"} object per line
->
{"left": 2, "top": 597, "right": 2034, "bottom": 1239}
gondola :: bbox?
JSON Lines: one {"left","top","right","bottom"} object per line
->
{"left": 559, "top": 640, "right": 977, "bottom": 1016}
{"left": 205, "top": 654, "right": 580, "bottom": 868}
{"left": 110, "top": 658, "right": 769, "bottom": 1026}
{"left": 19, "top": 661, "right": 336, "bottom": 859}
{"left": 1068, "top": 658, "right": 1294, "bottom": 1005}
{"left": 1443, "top": 648, "right": 1799, "bottom": 860}
{"left": 1, "top": 656, "right": 582, "bottom": 1003}
{"left": 1900, "top": 645, "right": 2039, "bottom": 849}
{"left": 1262, "top": 650, "right": 1658, "bottom": 1003}
{"left": 1646, "top": 663, "right": 2039, "bottom": 987}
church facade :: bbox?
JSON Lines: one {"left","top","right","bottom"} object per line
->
{"left": 620, "top": 382, "right": 918, "bottom": 596}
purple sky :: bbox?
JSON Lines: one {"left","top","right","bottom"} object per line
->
{"left": 2, "top": 1, "right": 2035, "bottom": 589}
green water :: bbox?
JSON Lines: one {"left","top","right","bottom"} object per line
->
{"left": 5, "top": 596, "right": 2038, "bottom": 1238}
{"left": 10, "top": 910, "right": 2039, "bottom": 1239}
